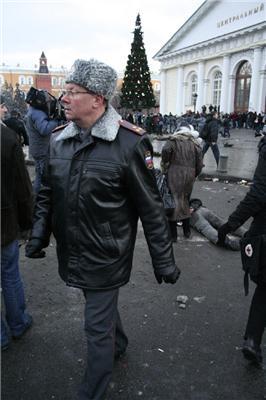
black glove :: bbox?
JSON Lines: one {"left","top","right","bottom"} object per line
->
{"left": 155, "top": 265, "right": 181, "bottom": 284}
{"left": 25, "top": 238, "right": 46, "bottom": 258}
{"left": 217, "top": 222, "right": 231, "bottom": 246}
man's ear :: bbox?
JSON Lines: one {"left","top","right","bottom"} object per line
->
{"left": 93, "top": 94, "right": 105, "bottom": 108}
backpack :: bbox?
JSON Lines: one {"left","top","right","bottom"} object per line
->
{"left": 199, "top": 122, "right": 209, "bottom": 140}
{"left": 240, "top": 234, "right": 266, "bottom": 295}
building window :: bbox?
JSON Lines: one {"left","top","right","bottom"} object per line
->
{"left": 27, "top": 76, "right": 33, "bottom": 85}
{"left": 0, "top": 75, "right": 4, "bottom": 86}
{"left": 52, "top": 77, "right": 58, "bottom": 86}
{"left": 234, "top": 61, "right": 252, "bottom": 112}
{"left": 212, "top": 71, "right": 222, "bottom": 108}
{"left": 19, "top": 75, "right": 26, "bottom": 85}
{"left": 191, "top": 74, "right": 198, "bottom": 104}
{"left": 58, "top": 77, "right": 65, "bottom": 87}
{"left": 154, "top": 82, "right": 160, "bottom": 91}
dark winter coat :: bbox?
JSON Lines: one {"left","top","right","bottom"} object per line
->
{"left": 227, "top": 136, "right": 266, "bottom": 279}
{"left": 30, "top": 106, "right": 176, "bottom": 290}
{"left": 227, "top": 136, "right": 266, "bottom": 235}
{"left": 205, "top": 115, "right": 219, "bottom": 143}
{"left": 4, "top": 116, "right": 29, "bottom": 145}
{"left": 161, "top": 132, "right": 203, "bottom": 221}
{"left": 26, "top": 106, "right": 63, "bottom": 159}
{"left": 1, "top": 123, "right": 33, "bottom": 246}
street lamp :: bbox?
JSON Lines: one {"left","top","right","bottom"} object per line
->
{"left": 192, "top": 93, "right": 198, "bottom": 113}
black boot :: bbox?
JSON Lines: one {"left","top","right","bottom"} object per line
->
{"left": 182, "top": 218, "right": 191, "bottom": 238}
{"left": 242, "top": 337, "right": 263, "bottom": 365}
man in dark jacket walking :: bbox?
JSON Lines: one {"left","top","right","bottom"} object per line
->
{"left": 202, "top": 112, "right": 220, "bottom": 167}
{"left": 1, "top": 96, "right": 34, "bottom": 350}
{"left": 25, "top": 58, "right": 180, "bottom": 399}
{"left": 218, "top": 136, "right": 266, "bottom": 365}
{"left": 4, "top": 109, "right": 29, "bottom": 146}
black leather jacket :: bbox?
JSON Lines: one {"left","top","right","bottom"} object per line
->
{"left": 31, "top": 110, "right": 176, "bottom": 290}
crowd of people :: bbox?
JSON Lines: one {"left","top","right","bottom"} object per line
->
{"left": 1, "top": 58, "right": 266, "bottom": 400}
{"left": 124, "top": 109, "right": 266, "bottom": 138}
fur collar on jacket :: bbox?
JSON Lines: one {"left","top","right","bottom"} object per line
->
{"left": 55, "top": 104, "right": 121, "bottom": 142}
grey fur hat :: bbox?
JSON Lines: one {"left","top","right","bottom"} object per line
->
{"left": 66, "top": 59, "right": 117, "bottom": 100}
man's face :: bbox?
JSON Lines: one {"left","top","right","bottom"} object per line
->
{"left": 0, "top": 103, "right": 8, "bottom": 120}
{"left": 61, "top": 83, "right": 103, "bottom": 126}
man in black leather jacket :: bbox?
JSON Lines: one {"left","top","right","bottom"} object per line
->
{"left": 218, "top": 136, "right": 266, "bottom": 365}
{"left": 25, "top": 59, "right": 180, "bottom": 399}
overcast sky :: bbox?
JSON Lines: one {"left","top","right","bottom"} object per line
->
{"left": 1, "top": 0, "right": 204, "bottom": 74}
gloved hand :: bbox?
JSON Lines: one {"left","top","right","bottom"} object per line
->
{"left": 217, "top": 222, "right": 231, "bottom": 246}
{"left": 25, "top": 238, "right": 46, "bottom": 258}
{"left": 155, "top": 265, "right": 181, "bottom": 284}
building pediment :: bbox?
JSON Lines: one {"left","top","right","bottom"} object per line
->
{"left": 154, "top": 0, "right": 265, "bottom": 60}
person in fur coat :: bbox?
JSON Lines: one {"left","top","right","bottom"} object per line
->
{"left": 161, "top": 123, "right": 203, "bottom": 241}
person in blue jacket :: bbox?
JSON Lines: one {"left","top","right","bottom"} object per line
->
{"left": 25, "top": 92, "right": 64, "bottom": 194}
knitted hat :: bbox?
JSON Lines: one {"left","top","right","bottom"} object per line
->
{"left": 189, "top": 198, "right": 203, "bottom": 210}
{"left": 66, "top": 59, "right": 117, "bottom": 100}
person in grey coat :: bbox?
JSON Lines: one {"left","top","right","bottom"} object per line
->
{"left": 189, "top": 198, "right": 247, "bottom": 250}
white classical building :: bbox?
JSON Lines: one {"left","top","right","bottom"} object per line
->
{"left": 154, "top": 0, "right": 266, "bottom": 115}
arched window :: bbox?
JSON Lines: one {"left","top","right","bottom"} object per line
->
{"left": 52, "top": 77, "right": 58, "bottom": 86}
{"left": 27, "top": 76, "right": 33, "bottom": 85}
{"left": 212, "top": 71, "right": 222, "bottom": 108}
{"left": 191, "top": 74, "right": 198, "bottom": 104}
{"left": 235, "top": 61, "right": 252, "bottom": 112}
{"left": 19, "top": 75, "right": 25, "bottom": 85}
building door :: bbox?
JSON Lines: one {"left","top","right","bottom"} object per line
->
{"left": 234, "top": 61, "right": 252, "bottom": 113}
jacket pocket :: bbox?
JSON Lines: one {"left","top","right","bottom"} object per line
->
{"left": 99, "top": 222, "right": 120, "bottom": 258}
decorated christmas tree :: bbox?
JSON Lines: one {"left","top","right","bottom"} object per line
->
{"left": 120, "top": 14, "right": 156, "bottom": 111}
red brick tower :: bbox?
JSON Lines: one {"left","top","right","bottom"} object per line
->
{"left": 35, "top": 51, "right": 51, "bottom": 92}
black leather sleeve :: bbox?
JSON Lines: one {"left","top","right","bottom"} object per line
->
{"left": 228, "top": 139, "right": 266, "bottom": 231}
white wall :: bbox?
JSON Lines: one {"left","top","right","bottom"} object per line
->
{"left": 172, "top": 2, "right": 265, "bottom": 52}
{"left": 165, "top": 68, "right": 178, "bottom": 114}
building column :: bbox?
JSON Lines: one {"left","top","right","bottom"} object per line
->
{"left": 197, "top": 61, "right": 205, "bottom": 112}
{"left": 220, "top": 54, "right": 230, "bottom": 113}
{"left": 203, "top": 79, "right": 209, "bottom": 108}
{"left": 227, "top": 75, "right": 236, "bottom": 113}
{"left": 176, "top": 65, "right": 184, "bottom": 116}
{"left": 258, "top": 67, "right": 266, "bottom": 113}
{"left": 159, "top": 69, "right": 166, "bottom": 115}
{"left": 249, "top": 47, "right": 262, "bottom": 112}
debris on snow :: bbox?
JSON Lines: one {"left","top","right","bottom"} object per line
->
{"left": 193, "top": 296, "right": 206, "bottom": 303}
{"left": 176, "top": 295, "right": 188, "bottom": 304}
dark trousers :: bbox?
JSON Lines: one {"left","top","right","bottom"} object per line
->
{"left": 244, "top": 284, "right": 266, "bottom": 347}
{"left": 202, "top": 142, "right": 220, "bottom": 166}
{"left": 78, "top": 289, "right": 128, "bottom": 400}
{"left": 168, "top": 220, "right": 177, "bottom": 240}
{"left": 168, "top": 218, "right": 191, "bottom": 240}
